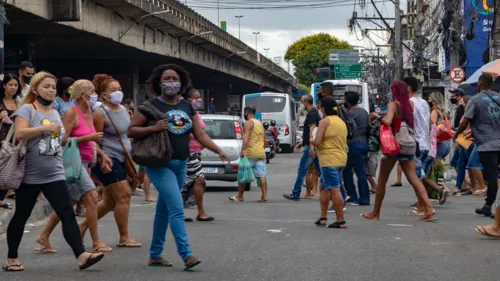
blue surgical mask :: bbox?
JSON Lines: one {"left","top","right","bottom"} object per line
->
{"left": 87, "top": 93, "right": 98, "bottom": 108}
{"left": 161, "top": 82, "right": 181, "bottom": 96}
{"left": 107, "top": 91, "right": 123, "bottom": 105}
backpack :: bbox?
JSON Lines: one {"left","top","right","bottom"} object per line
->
{"left": 368, "top": 119, "right": 380, "bottom": 152}
{"left": 394, "top": 103, "right": 416, "bottom": 155}
{"left": 338, "top": 106, "right": 357, "bottom": 140}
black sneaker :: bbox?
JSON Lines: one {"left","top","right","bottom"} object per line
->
{"left": 439, "top": 189, "right": 449, "bottom": 205}
{"left": 283, "top": 194, "right": 300, "bottom": 201}
{"left": 475, "top": 203, "right": 492, "bottom": 217}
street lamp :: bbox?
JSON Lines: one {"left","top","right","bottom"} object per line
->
{"left": 263, "top": 48, "right": 270, "bottom": 57}
{"left": 253, "top": 32, "right": 260, "bottom": 51}
{"left": 119, "top": 10, "right": 170, "bottom": 40}
{"left": 235, "top": 15, "right": 243, "bottom": 40}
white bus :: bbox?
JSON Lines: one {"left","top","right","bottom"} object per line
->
{"left": 242, "top": 92, "right": 297, "bottom": 153}
{"left": 310, "top": 80, "right": 370, "bottom": 113}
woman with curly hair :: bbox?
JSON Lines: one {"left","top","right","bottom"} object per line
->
{"left": 361, "top": 81, "right": 436, "bottom": 222}
{"left": 79, "top": 74, "right": 142, "bottom": 250}
{"left": 128, "top": 64, "right": 229, "bottom": 270}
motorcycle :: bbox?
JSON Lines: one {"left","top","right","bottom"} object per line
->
{"left": 265, "top": 137, "right": 276, "bottom": 164}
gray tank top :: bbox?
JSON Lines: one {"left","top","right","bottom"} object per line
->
{"left": 98, "top": 105, "right": 131, "bottom": 162}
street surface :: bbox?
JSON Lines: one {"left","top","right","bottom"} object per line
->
{"left": 1, "top": 152, "right": 499, "bottom": 281}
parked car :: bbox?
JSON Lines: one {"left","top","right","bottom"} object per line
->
{"left": 200, "top": 114, "right": 251, "bottom": 191}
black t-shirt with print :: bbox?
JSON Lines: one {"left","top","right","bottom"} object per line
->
{"left": 141, "top": 98, "right": 196, "bottom": 160}
{"left": 303, "top": 107, "right": 321, "bottom": 146}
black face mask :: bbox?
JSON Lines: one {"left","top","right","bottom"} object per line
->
{"left": 343, "top": 102, "right": 350, "bottom": 108}
{"left": 428, "top": 101, "right": 434, "bottom": 107}
{"left": 450, "top": 98, "right": 457, "bottom": 105}
{"left": 244, "top": 113, "right": 248, "bottom": 121}
{"left": 130, "top": 106, "right": 135, "bottom": 112}
{"left": 36, "top": 94, "right": 54, "bottom": 106}
{"left": 23, "top": 75, "right": 32, "bottom": 84}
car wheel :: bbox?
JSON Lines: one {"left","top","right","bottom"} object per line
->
{"left": 244, "top": 182, "right": 251, "bottom": 191}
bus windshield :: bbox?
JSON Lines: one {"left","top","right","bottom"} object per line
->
{"left": 332, "top": 85, "right": 363, "bottom": 104}
{"left": 245, "top": 96, "right": 286, "bottom": 113}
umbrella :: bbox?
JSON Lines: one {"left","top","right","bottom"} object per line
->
{"left": 465, "top": 59, "right": 500, "bottom": 86}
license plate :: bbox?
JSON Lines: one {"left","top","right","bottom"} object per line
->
{"left": 202, "top": 167, "right": 218, "bottom": 174}
{"left": 265, "top": 147, "right": 271, "bottom": 152}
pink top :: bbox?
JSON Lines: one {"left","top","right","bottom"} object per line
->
{"left": 71, "top": 105, "right": 96, "bottom": 163}
{"left": 189, "top": 113, "right": 205, "bottom": 153}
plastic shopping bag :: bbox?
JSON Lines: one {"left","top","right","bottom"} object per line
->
{"left": 237, "top": 156, "right": 255, "bottom": 184}
{"left": 63, "top": 137, "right": 82, "bottom": 184}
{"left": 380, "top": 125, "right": 400, "bottom": 156}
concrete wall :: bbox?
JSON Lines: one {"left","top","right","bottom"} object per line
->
{"left": 6, "top": 0, "right": 295, "bottom": 92}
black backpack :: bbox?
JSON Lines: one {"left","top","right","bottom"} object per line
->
{"left": 337, "top": 106, "right": 357, "bottom": 140}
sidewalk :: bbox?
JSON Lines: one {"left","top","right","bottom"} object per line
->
{"left": 0, "top": 198, "right": 53, "bottom": 235}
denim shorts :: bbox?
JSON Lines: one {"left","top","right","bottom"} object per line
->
{"left": 91, "top": 157, "right": 127, "bottom": 186}
{"left": 415, "top": 150, "right": 432, "bottom": 179}
{"left": 247, "top": 158, "right": 267, "bottom": 178}
{"left": 319, "top": 166, "right": 344, "bottom": 190}
{"left": 466, "top": 143, "right": 482, "bottom": 169}
{"left": 436, "top": 141, "right": 451, "bottom": 159}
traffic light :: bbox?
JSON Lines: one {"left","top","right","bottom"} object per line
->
{"left": 375, "top": 94, "right": 380, "bottom": 100}
{"left": 315, "top": 68, "right": 331, "bottom": 80}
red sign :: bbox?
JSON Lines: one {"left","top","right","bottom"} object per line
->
{"left": 450, "top": 67, "right": 465, "bottom": 83}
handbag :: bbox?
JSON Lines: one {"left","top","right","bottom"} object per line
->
{"left": 131, "top": 101, "right": 172, "bottom": 167}
{"left": 0, "top": 105, "right": 36, "bottom": 190}
{"left": 456, "top": 134, "right": 472, "bottom": 149}
{"left": 394, "top": 103, "right": 417, "bottom": 155}
{"left": 436, "top": 114, "right": 453, "bottom": 142}
{"left": 63, "top": 137, "right": 82, "bottom": 184}
{"left": 380, "top": 124, "right": 400, "bottom": 156}
{"left": 100, "top": 105, "right": 138, "bottom": 187}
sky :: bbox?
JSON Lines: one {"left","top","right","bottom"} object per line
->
{"left": 186, "top": 1, "right": 403, "bottom": 71}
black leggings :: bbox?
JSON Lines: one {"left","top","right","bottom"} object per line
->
{"left": 478, "top": 152, "right": 500, "bottom": 206}
{"left": 0, "top": 189, "right": 6, "bottom": 201}
{"left": 7, "top": 180, "right": 85, "bottom": 259}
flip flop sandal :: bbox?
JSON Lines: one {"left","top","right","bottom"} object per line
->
{"left": 196, "top": 216, "right": 215, "bottom": 222}
{"left": 35, "top": 247, "right": 57, "bottom": 254}
{"left": 2, "top": 264, "right": 24, "bottom": 272}
{"left": 407, "top": 210, "right": 425, "bottom": 216}
{"left": 418, "top": 215, "right": 438, "bottom": 222}
{"left": 256, "top": 199, "right": 268, "bottom": 203}
{"left": 328, "top": 221, "right": 347, "bottom": 228}
{"left": 391, "top": 183, "right": 402, "bottom": 187}
{"left": 185, "top": 217, "right": 194, "bottom": 222}
{"left": 79, "top": 253, "right": 104, "bottom": 270}
{"left": 148, "top": 258, "right": 173, "bottom": 267}
{"left": 116, "top": 241, "right": 142, "bottom": 248}
{"left": 93, "top": 246, "right": 113, "bottom": 253}
{"left": 475, "top": 227, "right": 500, "bottom": 240}
{"left": 228, "top": 196, "right": 243, "bottom": 202}
{"left": 184, "top": 258, "right": 201, "bottom": 271}
{"left": 315, "top": 217, "right": 327, "bottom": 226}
{"left": 369, "top": 190, "right": 376, "bottom": 194}
{"left": 0, "top": 202, "right": 13, "bottom": 209}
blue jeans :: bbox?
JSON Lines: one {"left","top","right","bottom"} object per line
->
{"left": 415, "top": 150, "right": 430, "bottom": 179}
{"left": 145, "top": 160, "right": 192, "bottom": 261}
{"left": 291, "top": 145, "right": 321, "bottom": 198}
{"left": 456, "top": 143, "right": 480, "bottom": 190}
{"left": 343, "top": 141, "right": 369, "bottom": 205}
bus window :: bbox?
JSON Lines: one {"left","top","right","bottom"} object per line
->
{"left": 332, "top": 85, "right": 363, "bottom": 104}
{"left": 245, "top": 96, "right": 286, "bottom": 112}
{"left": 289, "top": 99, "right": 296, "bottom": 120}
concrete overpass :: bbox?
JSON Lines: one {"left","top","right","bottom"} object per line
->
{"left": 4, "top": 0, "right": 297, "bottom": 112}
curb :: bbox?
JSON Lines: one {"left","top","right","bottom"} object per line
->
{"left": 0, "top": 200, "right": 53, "bottom": 235}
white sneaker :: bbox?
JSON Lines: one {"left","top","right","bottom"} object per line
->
{"left": 327, "top": 206, "right": 347, "bottom": 213}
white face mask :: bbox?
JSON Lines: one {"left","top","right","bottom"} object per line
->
{"left": 318, "top": 110, "right": 324, "bottom": 119}
{"left": 86, "top": 94, "right": 98, "bottom": 108}
{"left": 107, "top": 91, "right": 123, "bottom": 105}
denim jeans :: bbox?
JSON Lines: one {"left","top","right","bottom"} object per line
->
{"left": 145, "top": 159, "right": 192, "bottom": 261}
{"left": 342, "top": 141, "right": 369, "bottom": 205}
{"left": 291, "top": 145, "right": 321, "bottom": 198}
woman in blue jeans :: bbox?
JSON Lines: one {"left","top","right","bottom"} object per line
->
{"left": 128, "top": 64, "right": 229, "bottom": 270}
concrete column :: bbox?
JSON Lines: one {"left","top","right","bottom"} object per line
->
{"left": 132, "top": 62, "right": 139, "bottom": 111}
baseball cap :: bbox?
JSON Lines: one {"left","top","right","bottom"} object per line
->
{"left": 448, "top": 88, "right": 466, "bottom": 96}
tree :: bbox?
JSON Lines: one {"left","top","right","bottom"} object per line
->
{"left": 285, "top": 33, "right": 351, "bottom": 85}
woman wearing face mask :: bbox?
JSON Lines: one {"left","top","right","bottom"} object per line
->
{"left": 78, "top": 74, "right": 142, "bottom": 249}
{"left": 4, "top": 72, "right": 104, "bottom": 272}
{"left": 182, "top": 87, "right": 214, "bottom": 222}
{"left": 128, "top": 64, "right": 229, "bottom": 270}
{"left": 0, "top": 73, "right": 22, "bottom": 209}
{"left": 35, "top": 80, "right": 111, "bottom": 254}
{"left": 53, "top": 77, "right": 76, "bottom": 117}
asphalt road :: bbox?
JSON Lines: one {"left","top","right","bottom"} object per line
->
{"left": 1, "top": 152, "right": 499, "bottom": 281}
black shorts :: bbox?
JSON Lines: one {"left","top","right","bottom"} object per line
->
{"left": 91, "top": 157, "right": 127, "bottom": 186}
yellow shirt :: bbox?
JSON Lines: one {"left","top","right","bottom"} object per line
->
{"left": 317, "top": 115, "right": 348, "bottom": 167}
{"left": 244, "top": 118, "right": 266, "bottom": 159}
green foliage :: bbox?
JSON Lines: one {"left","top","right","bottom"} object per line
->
{"left": 298, "top": 84, "right": 310, "bottom": 93}
{"left": 285, "top": 33, "right": 351, "bottom": 85}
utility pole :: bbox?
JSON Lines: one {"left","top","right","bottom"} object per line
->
{"left": 449, "top": 0, "right": 461, "bottom": 73}
{"left": 490, "top": 0, "right": 500, "bottom": 61}
{"left": 264, "top": 48, "right": 270, "bottom": 57}
{"left": 253, "top": 32, "right": 260, "bottom": 51}
{"left": 235, "top": 15, "right": 243, "bottom": 40}
{"left": 217, "top": 0, "right": 220, "bottom": 26}
{"left": 394, "top": 0, "right": 403, "bottom": 80}
{"left": 0, "top": 3, "right": 5, "bottom": 81}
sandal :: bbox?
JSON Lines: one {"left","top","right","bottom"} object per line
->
{"left": 2, "top": 264, "right": 24, "bottom": 272}
{"left": 35, "top": 247, "right": 57, "bottom": 254}
{"left": 407, "top": 210, "right": 425, "bottom": 216}
{"left": 228, "top": 196, "right": 243, "bottom": 202}
{"left": 328, "top": 221, "right": 347, "bottom": 228}
{"left": 79, "top": 253, "right": 104, "bottom": 270}
{"left": 314, "top": 217, "right": 327, "bottom": 226}
{"left": 196, "top": 216, "right": 214, "bottom": 222}
{"left": 475, "top": 226, "right": 500, "bottom": 240}
{"left": 116, "top": 240, "right": 142, "bottom": 248}
{"left": 184, "top": 256, "right": 201, "bottom": 271}
{"left": 461, "top": 189, "right": 473, "bottom": 195}
{"left": 256, "top": 199, "right": 268, "bottom": 203}
{"left": 185, "top": 217, "right": 194, "bottom": 222}
{"left": 148, "top": 257, "right": 173, "bottom": 267}
{"left": 93, "top": 246, "right": 113, "bottom": 253}
{"left": 391, "top": 183, "right": 402, "bottom": 187}
{"left": 0, "top": 202, "right": 13, "bottom": 209}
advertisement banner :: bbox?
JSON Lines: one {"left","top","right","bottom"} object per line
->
{"left": 458, "top": 0, "right": 494, "bottom": 78}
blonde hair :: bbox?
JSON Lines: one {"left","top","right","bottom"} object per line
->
{"left": 430, "top": 92, "right": 445, "bottom": 111}
{"left": 20, "top": 71, "right": 57, "bottom": 106}
{"left": 70, "top": 79, "right": 94, "bottom": 101}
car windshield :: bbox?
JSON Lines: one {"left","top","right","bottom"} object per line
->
{"left": 245, "top": 96, "right": 286, "bottom": 112}
{"left": 203, "top": 119, "right": 236, "bottom": 139}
